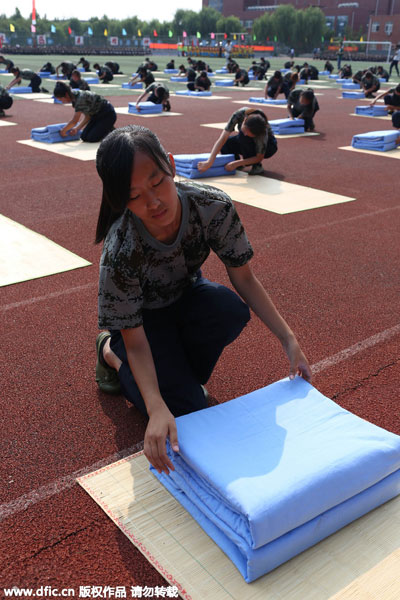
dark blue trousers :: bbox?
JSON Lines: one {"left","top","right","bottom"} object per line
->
{"left": 221, "top": 130, "right": 278, "bottom": 161}
{"left": 110, "top": 276, "right": 250, "bottom": 418}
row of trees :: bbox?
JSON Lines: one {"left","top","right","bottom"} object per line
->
{"left": 1, "top": 6, "right": 363, "bottom": 49}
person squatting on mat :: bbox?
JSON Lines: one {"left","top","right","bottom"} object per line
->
{"left": 69, "top": 70, "right": 90, "bottom": 91}
{"left": 287, "top": 88, "right": 319, "bottom": 132}
{"left": 0, "top": 85, "right": 13, "bottom": 117}
{"left": 53, "top": 82, "right": 116, "bottom": 143}
{"left": 371, "top": 84, "right": 400, "bottom": 114}
{"left": 40, "top": 61, "right": 56, "bottom": 74}
{"left": 361, "top": 71, "right": 380, "bottom": 98}
{"left": 105, "top": 61, "right": 122, "bottom": 75}
{"left": 93, "top": 63, "right": 114, "bottom": 84}
{"left": 77, "top": 57, "right": 91, "bottom": 72}
{"left": 198, "top": 107, "right": 278, "bottom": 177}
{"left": 94, "top": 125, "right": 311, "bottom": 475}
{"left": 135, "top": 82, "right": 171, "bottom": 112}
{"left": 0, "top": 55, "right": 14, "bottom": 72}
{"left": 129, "top": 66, "right": 155, "bottom": 88}
{"left": 6, "top": 67, "right": 48, "bottom": 93}
{"left": 56, "top": 61, "right": 76, "bottom": 79}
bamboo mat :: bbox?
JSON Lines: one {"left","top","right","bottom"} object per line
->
{"left": 77, "top": 450, "right": 400, "bottom": 600}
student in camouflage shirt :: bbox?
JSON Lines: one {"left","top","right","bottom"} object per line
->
{"left": 53, "top": 82, "right": 116, "bottom": 142}
{"left": 94, "top": 125, "right": 311, "bottom": 476}
{"left": 135, "top": 82, "right": 170, "bottom": 111}
{"left": 0, "top": 55, "right": 14, "bottom": 72}
{"left": 198, "top": 107, "right": 278, "bottom": 176}
{"left": 7, "top": 67, "right": 43, "bottom": 93}
{"left": 0, "top": 85, "right": 13, "bottom": 116}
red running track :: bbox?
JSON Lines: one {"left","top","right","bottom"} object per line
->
{"left": 1, "top": 85, "right": 399, "bottom": 594}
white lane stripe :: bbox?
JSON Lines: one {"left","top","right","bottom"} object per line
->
{"left": 0, "top": 441, "right": 144, "bottom": 522}
{"left": 0, "top": 326, "right": 398, "bottom": 522}
{"left": 311, "top": 323, "right": 400, "bottom": 374}
{"left": 1, "top": 282, "right": 96, "bottom": 312}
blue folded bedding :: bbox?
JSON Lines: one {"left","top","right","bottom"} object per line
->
{"left": 329, "top": 74, "right": 339, "bottom": 79}
{"left": 38, "top": 71, "right": 52, "bottom": 77}
{"left": 164, "top": 69, "right": 179, "bottom": 74}
{"left": 249, "top": 97, "right": 287, "bottom": 105}
{"left": 351, "top": 129, "right": 400, "bottom": 151}
{"left": 216, "top": 69, "right": 228, "bottom": 74}
{"left": 379, "top": 77, "right": 387, "bottom": 83}
{"left": 151, "top": 377, "right": 400, "bottom": 583}
{"left": 215, "top": 79, "right": 234, "bottom": 86}
{"left": 170, "top": 76, "right": 187, "bottom": 82}
{"left": 128, "top": 101, "right": 163, "bottom": 114}
{"left": 298, "top": 79, "right": 306, "bottom": 85}
{"left": 49, "top": 74, "right": 66, "bottom": 80}
{"left": 175, "top": 90, "right": 212, "bottom": 96}
{"left": 355, "top": 105, "right": 388, "bottom": 117}
{"left": 342, "top": 82, "right": 360, "bottom": 89}
{"left": 336, "top": 78, "right": 352, "bottom": 83}
{"left": 0, "top": 68, "right": 8, "bottom": 73}
{"left": 31, "top": 122, "right": 81, "bottom": 143}
{"left": 319, "top": 70, "right": 331, "bottom": 75}
{"left": 270, "top": 118, "right": 305, "bottom": 135}
{"left": 122, "top": 82, "right": 142, "bottom": 89}
{"left": 343, "top": 91, "right": 365, "bottom": 99}
{"left": 10, "top": 87, "right": 32, "bottom": 94}
{"left": 83, "top": 77, "right": 99, "bottom": 84}
{"left": 280, "top": 68, "right": 291, "bottom": 74}
{"left": 174, "top": 153, "right": 236, "bottom": 178}
{"left": 78, "top": 67, "right": 85, "bottom": 73}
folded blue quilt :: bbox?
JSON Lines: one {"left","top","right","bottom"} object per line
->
{"left": 128, "top": 102, "right": 163, "bottom": 114}
{"left": 352, "top": 129, "right": 400, "bottom": 151}
{"left": 0, "top": 68, "right": 7, "bottom": 73}
{"left": 329, "top": 74, "right": 339, "bottom": 79}
{"left": 175, "top": 90, "right": 212, "bottom": 96}
{"left": 280, "top": 68, "right": 291, "bottom": 74}
{"left": 249, "top": 97, "right": 287, "bottom": 105}
{"left": 336, "top": 78, "right": 352, "bottom": 83}
{"left": 342, "top": 82, "right": 360, "bottom": 89}
{"left": 38, "top": 71, "right": 52, "bottom": 77}
{"left": 10, "top": 87, "right": 32, "bottom": 94}
{"left": 215, "top": 79, "right": 234, "bottom": 86}
{"left": 49, "top": 74, "right": 66, "bottom": 80}
{"left": 150, "top": 377, "right": 400, "bottom": 583}
{"left": 379, "top": 77, "right": 387, "bottom": 83}
{"left": 355, "top": 105, "right": 388, "bottom": 117}
{"left": 170, "top": 76, "right": 187, "bottom": 82}
{"left": 342, "top": 91, "right": 365, "bottom": 99}
{"left": 270, "top": 118, "right": 305, "bottom": 135}
{"left": 78, "top": 67, "right": 85, "bottom": 72}
{"left": 319, "top": 70, "right": 331, "bottom": 75}
{"left": 84, "top": 77, "right": 99, "bottom": 84}
{"left": 216, "top": 69, "right": 228, "bottom": 74}
{"left": 122, "top": 82, "right": 142, "bottom": 89}
{"left": 298, "top": 79, "right": 306, "bottom": 84}
{"left": 174, "top": 153, "right": 236, "bottom": 178}
{"left": 164, "top": 69, "right": 179, "bottom": 74}
{"left": 31, "top": 122, "right": 81, "bottom": 143}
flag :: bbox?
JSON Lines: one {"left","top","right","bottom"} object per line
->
{"left": 321, "top": 35, "right": 324, "bottom": 42}
{"left": 196, "top": 31, "right": 201, "bottom": 39}
{"left": 241, "top": 34, "right": 244, "bottom": 41}
{"left": 153, "top": 29, "right": 158, "bottom": 37}
{"left": 88, "top": 26, "right": 93, "bottom": 35}
{"left": 360, "top": 36, "right": 364, "bottom": 42}
{"left": 274, "top": 35, "right": 277, "bottom": 42}
{"left": 31, "top": 24, "right": 36, "bottom": 33}
{"left": 51, "top": 24, "right": 56, "bottom": 33}
{"left": 253, "top": 34, "right": 256, "bottom": 41}
{"left": 10, "top": 23, "right": 15, "bottom": 32}
{"left": 168, "top": 30, "right": 173, "bottom": 38}
{"left": 104, "top": 28, "right": 108, "bottom": 36}
{"left": 122, "top": 28, "right": 127, "bottom": 36}
{"left": 224, "top": 33, "right": 227, "bottom": 39}
{"left": 233, "top": 34, "right": 236, "bottom": 40}
{"left": 137, "top": 29, "right": 142, "bottom": 36}
{"left": 210, "top": 32, "right": 215, "bottom": 39}
{"left": 330, "top": 37, "right": 334, "bottom": 42}
{"left": 32, "top": 0, "right": 36, "bottom": 24}
{"left": 182, "top": 30, "right": 187, "bottom": 38}
{"left": 68, "top": 26, "right": 72, "bottom": 35}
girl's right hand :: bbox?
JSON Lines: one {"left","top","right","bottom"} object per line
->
{"left": 197, "top": 160, "right": 211, "bottom": 172}
{"left": 144, "top": 406, "right": 179, "bottom": 475}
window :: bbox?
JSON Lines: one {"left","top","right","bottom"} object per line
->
{"left": 208, "top": 0, "right": 223, "bottom": 12}
{"left": 245, "top": 20, "right": 253, "bottom": 28}
{"left": 385, "top": 22, "right": 393, "bottom": 35}
{"left": 371, "top": 22, "right": 380, "bottom": 32}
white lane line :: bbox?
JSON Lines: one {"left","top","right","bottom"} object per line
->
{"left": 311, "top": 323, "right": 400, "bottom": 374}
{"left": 1, "top": 282, "right": 96, "bottom": 312}
{"left": 0, "top": 441, "right": 144, "bottom": 522}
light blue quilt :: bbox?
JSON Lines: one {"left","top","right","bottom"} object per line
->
{"left": 150, "top": 377, "right": 400, "bottom": 582}
{"left": 270, "top": 118, "right": 305, "bottom": 135}
{"left": 249, "top": 97, "right": 287, "bottom": 105}
{"left": 352, "top": 129, "right": 400, "bottom": 151}
{"left": 31, "top": 123, "right": 81, "bottom": 143}
{"left": 355, "top": 105, "right": 388, "bottom": 117}
{"left": 128, "top": 102, "right": 162, "bottom": 114}
{"left": 174, "top": 153, "right": 236, "bottom": 178}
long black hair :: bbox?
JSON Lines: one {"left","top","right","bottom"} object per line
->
{"left": 95, "top": 125, "right": 174, "bottom": 244}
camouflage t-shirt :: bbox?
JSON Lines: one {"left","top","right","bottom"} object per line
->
{"left": 98, "top": 181, "right": 254, "bottom": 330}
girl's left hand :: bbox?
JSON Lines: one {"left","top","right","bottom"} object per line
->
{"left": 60, "top": 128, "right": 68, "bottom": 137}
{"left": 283, "top": 337, "right": 312, "bottom": 382}
{"left": 225, "top": 161, "right": 238, "bottom": 172}
{"left": 69, "top": 127, "right": 78, "bottom": 136}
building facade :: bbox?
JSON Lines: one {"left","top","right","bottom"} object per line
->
{"left": 368, "top": 13, "right": 400, "bottom": 46}
{"left": 203, "top": 0, "right": 400, "bottom": 35}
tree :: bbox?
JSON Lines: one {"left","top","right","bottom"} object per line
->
{"left": 216, "top": 15, "right": 242, "bottom": 35}
{"left": 68, "top": 18, "right": 82, "bottom": 35}
{"left": 253, "top": 13, "right": 275, "bottom": 42}
{"left": 270, "top": 5, "right": 297, "bottom": 46}
{"left": 198, "top": 7, "right": 220, "bottom": 35}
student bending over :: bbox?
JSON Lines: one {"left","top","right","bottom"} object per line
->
{"left": 265, "top": 71, "right": 285, "bottom": 99}
{"left": 233, "top": 64, "right": 250, "bottom": 87}
{"left": 77, "top": 57, "right": 91, "bottom": 72}
{"left": 0, "top": 85, "right": 13, "bottom": 117}
{"left": 0, "top": 55, "right": 14, "bottom": 72}
{"left": 371, "top": 83, "right": 400, "bottom": 114}
{"left": 198, "top": 107, "right": 278, "bottom": 176}
{"left": 94, "top": 64, "right": 114, "bottom": 83}
{"left": 40, "top": 61, "right": 55, "bottom": 74}
{"left": 56, "top": 61, "right": 76, "bottom": 79}
{"left": 105, "top": 61, "right": 122, "bottom": 74}
{"left": 195, "top": 71, "right": 212, "bottom": 91}
{"left": 53, "top": 82, "right": 116, "bottom": 143}
{"left": 94, "top": 125, "right": 311, "bottom": 474}
{"left": 287, "top": 88, "right": 319, "bottom": 132}
{"left": 6, "top": 67, "right": 47, "bottom": 93}
{"left": 361, "top": 71, "right": 380, "bottom": 98}
{"left": 129, "top": 67, "right": 155, "bottom": 88}
{"left": 135, "top": 83, "right": 171, "bottom": 111}
{"left": 70, "top": 70, "right": 90, "bottom": 91}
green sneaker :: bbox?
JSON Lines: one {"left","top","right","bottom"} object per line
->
{"left": 248, "top": 163, "right": 264, "bottom": 176}
{"left": 95, "top": 332, "right": 121, "bottom": 395}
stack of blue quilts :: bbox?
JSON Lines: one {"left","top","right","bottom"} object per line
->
{"left": 249, "top": 97, "right": 286, "bottom": 105}
{"left": 351, "top": 130, "right": 400, "bottom": 151}
{"left": 37, "top": 71, "right": 52, "bottom": 77}
{"left": 10, "top": 87, "right": 32, "bottom": 94}
{"left": 298, "top": 79, "right": 306, "bottom": 84}
{"left": 175, "top": 90, "right": 212, "bottom": 97}
{"left": 49, "top": 74, "right": 66, "bottom": 80}
{"left": 336, "top": 78, "right": 352, "bottom": 83}
{"left": 150, "top": 377, "right": 400, "bottom": 583}
{"left": 329, "top": 74, "right": 339, "bottom": 79}
{"left": 164, "top": 69, "right": 179, "bottom": 74}
{"left": 355, "top": 105, "right": 388, "bottom": 117}
{"left": 342, "top": 82, "right": 360, "bottom": 89}
{"left": 342, "top": 91, "right": 365, "bottom": 99}
{"left": 122, "top": 82, "right": 142, "bottom": 89}
{"left": 128, "top": 102, "right": 163, "bottom": 114}
{"left": 170, "top": 76, "right": 187, "bottom": 82}
{"left": 319, "top": 70, "right": 331, "bottom": 75}
{"left": 174, "top": 153, "right": 236, "bottom": 178}
{"left": 83, "top": 77, "right": 99, "bottom": 84}
{"left": 31, "top": 123, "right": 82, "bottom": 143}
{"left": 269, "top": 118, "right": 305, "bottom": 135}
{"left": 214, "top": 79, "right": 234, "bottom": 86}
{"left": 216, "top": 68, "right": 228, "bottom": 74}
